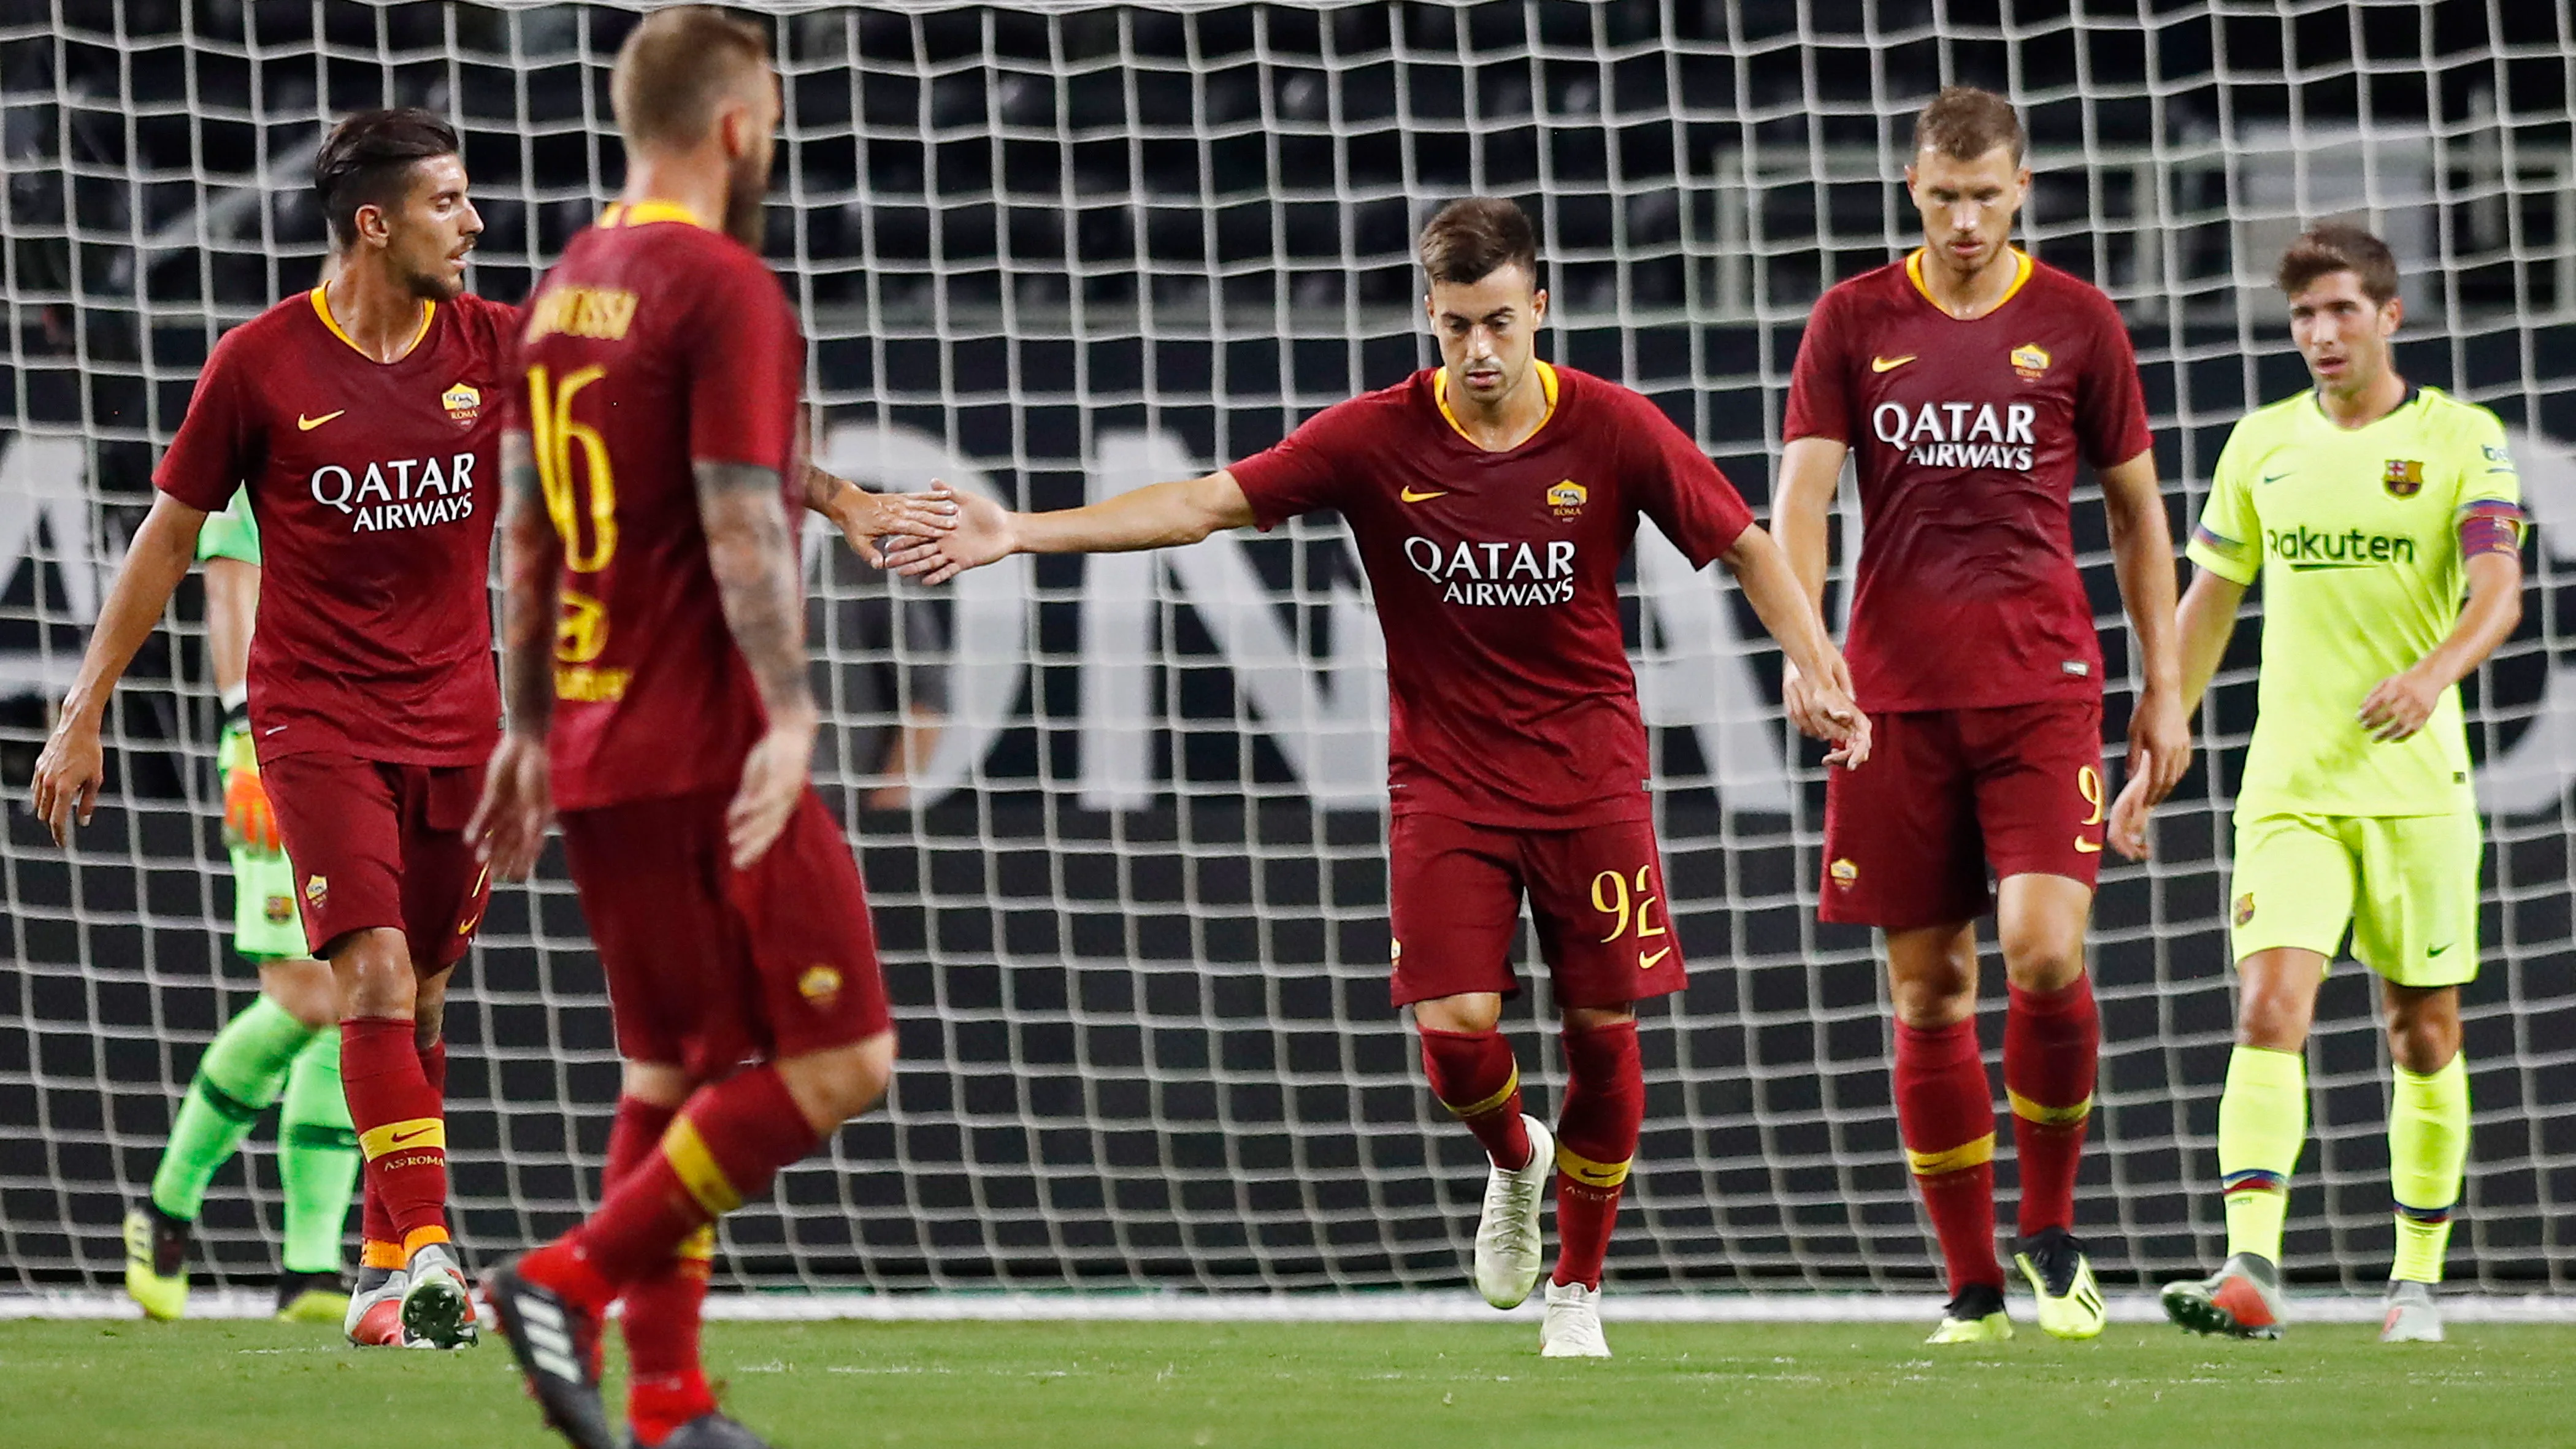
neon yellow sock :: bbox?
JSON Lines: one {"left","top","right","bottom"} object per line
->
{"left": 2389, "top": 1055, "right": 2469, "bottom": 1284}
{"left": 2218, "top": 1046, "right": 2306, "bottom": 1266}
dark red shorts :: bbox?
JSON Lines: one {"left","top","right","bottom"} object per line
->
{"left": 261, "top": 751, "right": 492, "bottom": 966}
{"left": 1819, "top": 698, "right": 2107, "bottom": 930}
{"left": 559, "top": 786, "right": 890, "bottom": 1081}
{"left": 1386, "top": 811, "right": 1685, "bottom": 1011}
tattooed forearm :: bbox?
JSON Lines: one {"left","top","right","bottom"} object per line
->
{"left": 497, "top": 432, "right": 562, "bottom": 737}
{"left": 694, "top": 461, "right": 816, "bottom": 720}
{"left": 800, "top": 461, "right": 853, "bottom": 516}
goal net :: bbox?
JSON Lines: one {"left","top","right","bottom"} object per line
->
{"left": 5, "top": 1, "right": 2573, "bottom": 1305}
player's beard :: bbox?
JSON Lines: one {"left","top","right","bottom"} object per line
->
{"left": 722, "top": 150, "right": 768, "bottom": 250}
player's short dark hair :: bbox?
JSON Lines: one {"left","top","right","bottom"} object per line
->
{"left": 2277, "top": 222, "right": 2401, "bottom": 305}
{"left": 611, "top": 6, "right": 774, "bottom": 151}
{"left": 1912, "top": 86, "right": 2024, "bottom": 167}
{"left": 1418, "top": 197, "right": 1541, "bottom": 289}
{"left": 312, "top": 109, "right": 459, "bottom": 248}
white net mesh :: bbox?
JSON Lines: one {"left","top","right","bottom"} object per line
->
{"left": 4, "top": 1, "right": 2574, "bottom": 1301}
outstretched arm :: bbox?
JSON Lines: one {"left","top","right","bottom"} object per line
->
{"left": 31, "top": 492, "right": 210, "bottom": 843}
{"left": 2099, "top": 448, "right": 2190, "bottom": 808}
{"left": 799, "top": 462, "right": 958, "bottom": 567}
{"left": 884, "top": 470, "right": 1257, "bottom": 584}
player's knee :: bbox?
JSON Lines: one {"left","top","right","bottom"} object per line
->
{"left": 778, "top": 1033, "right": 895, "bottom": 1131}
{"left": 259, "top": 958, "right": 339, "bottom": 1028}
{"left": 412, "top": 969, "right": 452, "bottom": 1046}
{"left": 330, "top": 928, "right": 416, "bottom": 1019}
{"left": 2384, "top": 994, "right": 2461, "bottom": 1075}
{"left": 1412, "top": 993, "right": 1504, "bottom": 1036}
{"left": 1997, "top": 929, "right": 2083, "bottom": 992}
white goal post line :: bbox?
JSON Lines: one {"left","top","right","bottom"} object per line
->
{"left": 7, "top": 1290, "right": 2575, "bottom": 1326}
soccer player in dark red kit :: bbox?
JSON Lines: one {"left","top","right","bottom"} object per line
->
{"left": 467, "top": 12, "right": 946, "bottom": 1448}
{"left": 33, "top": 109, "right": 515, "bottom": 1351}
{"left": 887, "top": 196, "right": 1869, "bottom": 1358}
{"left": 1773, "top": 86, "right": 2189, "bottom": 1344}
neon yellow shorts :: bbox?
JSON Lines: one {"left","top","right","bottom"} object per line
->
{"left": 2227, "top": 810, "right": 2482, "bottom": 988}
{"left": 229, "top": 841, "right": 307, "bottom": 962}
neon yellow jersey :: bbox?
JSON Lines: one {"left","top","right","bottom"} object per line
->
{"left": 2185, "top": 385, "right": 2522, "bottom": 816}
{"left": 194, "top": 485, "right": 261, "bottom": 565}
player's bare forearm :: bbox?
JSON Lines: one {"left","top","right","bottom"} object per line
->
{"left": 1723, "top": 524, "right": 1869, "bottom": 765}
{"left": 2099, "top": 449, "right": 2183, "bottom": 696}
{"left": 1771, "top": 437, "right": 1847, "bottom": 619}
{"left": 2412, "top": 550, "right": 2523, "bottom": 691}
{"left": 200, "top": 555, "right": 258, "bottom": 700}
{"left": 1018, "top": 472, "right": 1255, "bottom": 554}
{"left": 694, "top": 460, "right": 818, "bottom": 724}
{"left": 58, "top": 493, "right": 207, "bottom": 724}
{"left": 495, "top": 431, "right": 562, "bottom": 740}
{"left": 1724, "top": 525, "right": 1840, "bottom": 685}
{"left": 2174, "top": 568, "right": 2247, "bottom": 714}
{"left": 31, "top": 492, "right": 207, "bottom": 840}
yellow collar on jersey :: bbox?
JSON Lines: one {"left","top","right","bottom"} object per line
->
{"left": 1905, "top": 245, "right": 2034, "bottom": 316}
{"left": 309, "top": 286, "right": 435, "bottom": 362}
{"left": 1432, "top": 358, "right": 1560, "bottom": 450}
{"left": 599, "top": 199, "right": 714, "bottom": 230}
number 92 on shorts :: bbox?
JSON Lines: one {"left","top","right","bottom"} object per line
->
{"left": 1386, "top": 812, "right": 1686, "bottom": 1010}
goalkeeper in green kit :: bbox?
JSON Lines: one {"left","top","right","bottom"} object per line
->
{"left": 2109, "top": 224, "right": 2526, "bottom": 1344}
{"left": 124, "top": 486, "right": 360, "bottom": 1323}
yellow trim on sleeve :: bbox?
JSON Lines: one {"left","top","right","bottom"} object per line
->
{"left": 1431, "top": 358, "right": 1559, "bottom": 449}
{"left": 358, "top": 1117, "right": 446, "bottom": 1160}
{"left": 309, "top": 286, "right": 434, "bottom": 360}
{"left": 1438, "top": 1065, "right": 1522, "bottom": 1122}
{"left": 2007, "top": 1088, "right": 2095, "bottom": 1127}
{"left": 1904, "top": 247, "right": 2033, "bottom": 315}
{"left": 677, "top": 1225, "right": 718, "bottom": 1263}
{"left": 1905, "top": 1133, "right": 1996, "bottom": 1177}
{"left": 661, "top": 1116, "right": 745, "bottom": 1217}
{"left": 1554, "top": 1144, "right": 1633, "bottom": 1190}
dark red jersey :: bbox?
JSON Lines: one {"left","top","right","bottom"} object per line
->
{"left": 512, "top": 201, "right": 805, "bottom": 812}
{"left": 1781, "top": 250, "right": 2153, "bottom": 712}
{"left": 155, "top": 286, "right": 515, "bottom": 766}
{"left": 1231, "top": 362, "right": 1754, "bottom": 828}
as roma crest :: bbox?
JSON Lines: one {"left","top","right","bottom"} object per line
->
{"left": 442, "top": 381, "right": 483, "bottom": 426}
{"left": 2010, "top": 343, "right": 2051, "bottom": 381}
{"left": 2384, "top": 459, "right": 2425, "bottom": 498}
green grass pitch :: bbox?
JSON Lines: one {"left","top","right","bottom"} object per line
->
{"left": 4, "top": 1317, "right": 2570, "bottom": 1448}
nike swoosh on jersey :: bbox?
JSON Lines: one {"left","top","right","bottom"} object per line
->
{"left": 2261, "top": 472, "right": 2290, "bottom": 484}
{"left": 1870, "top": 354, "right": 1916, "bottom": 373}
{"left": 297, "top": 410, "right": 346, "bottom": 431}
{"left": 1638, "top": 947, "right": 1673, "bottom": 971}
{"left": 2073, "top": 837, "right": 2103, "bottom": 854}
{"left": 1399, "top": 486, "right": 1449, "bottom": 503}
{"left": 2429, "top": 941, "right": 2454, "bottom": 957}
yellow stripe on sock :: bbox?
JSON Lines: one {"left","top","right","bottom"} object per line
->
{"left": 1907, "top": 1133, "right": 1996, "bottom": 1177}
{"left": 1555, "top": 1144, "right": 1632, "bottom": 1190}
{"left": 357, "top": 1117, "right": 445, "bottom": 1160}
{"left": 400, "top": 1225, "right": 450, "bottom": 1256}
{"left": 1439, "top": 1065, "right": 1520, "bottom": 1121}
{"left": 2007, "top": 1088, "right": 2094, "bottom": 1127}
{"left": 677, "top": 1225, "right": 716, "bottom": 1264}
{"left": 661, "top": 1117, "right": 743, "bottom": 1217}
{"left": 361, "top": 1239, "right": 405, "bottom": 1271}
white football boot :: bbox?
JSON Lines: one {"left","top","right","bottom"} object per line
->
{"left": 1539, "top": 1279, "right": 1612, "bottom": 1358}
{"left": 1473, "top": 1115, "right": 1555, "bottom": 1309}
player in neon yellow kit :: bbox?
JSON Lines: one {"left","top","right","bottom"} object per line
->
{"left": 123, "top": 486, "right": 361, "bottom": 1324}
{"left": 2109, "top": 224, "right": 2526, "bottom": 1344}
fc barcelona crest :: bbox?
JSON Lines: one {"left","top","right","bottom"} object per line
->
{"left": 2384, "top": 458, "right": 2425, "bottom": 498}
